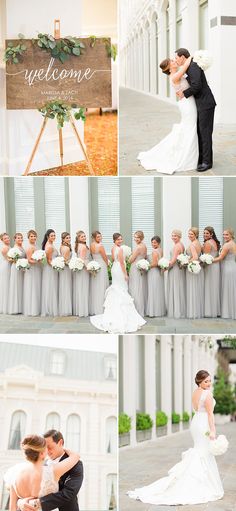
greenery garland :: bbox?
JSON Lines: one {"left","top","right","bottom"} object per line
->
{"left": 4, "top": 34, "right": 27, "bottom": 64}
{"left": 38, "top": 101, "right": 86, "bottom": 129}
{"left": 90, "top": 35, "right": 117, "bottom": 61}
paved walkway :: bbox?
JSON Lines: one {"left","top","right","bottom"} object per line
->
{"left": 0, "top": 314, "right": 235, "bottom": 334}
{"left": 119, "top": 88, "right": 236, "bottom": 176}
{"left": 120, "top": 422, "right": 236, "bottom": 511}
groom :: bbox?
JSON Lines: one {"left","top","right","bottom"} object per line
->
{"left": 18, "top": 429, "right": 84, "bottom": 511}
{"left": 175, "top": 47, "right": 216, "bottom": 172}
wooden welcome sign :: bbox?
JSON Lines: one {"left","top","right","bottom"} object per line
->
{"left": 6, "top": 38, "right": 112, "bottom": 109}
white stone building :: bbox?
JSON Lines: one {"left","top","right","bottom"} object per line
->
{"left": 119, "top": 0, "right": 236, "bottom": 124}
{"left": 0, "top": 340, "right": 117, "bottom": 511}
{"left": 119, "top": 334, "right": 218, "bottom": 448}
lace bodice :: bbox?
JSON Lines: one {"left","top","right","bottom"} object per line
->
{"left": 38, "top": 465, "right": 58, "bottom": 498}
{"left": 113, "top": 246, "right": 122, "bottom": 262}
{"left": 171, "top": 76, "right": 189, "bottom": 92}
{"left": 195, "top": 389, "right": 216, "bottom": 413}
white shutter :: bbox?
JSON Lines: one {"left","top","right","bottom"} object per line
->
{"left": 14, "top": 177, "right": 35, "bottom": 239}
{"left": 97, "top": 177, "right": 120, "bottom": 253}
{"left": 44, "top": 177, "right": 66, "bottom": 247}
{"left": 198, "top": 177, "right": 223, "bottom": 244}
{"left": 131, "top": 177, "right": 155, "bottom": 252}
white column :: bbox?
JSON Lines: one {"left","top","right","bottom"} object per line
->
{"left": 123, "top": 335, "right": 137, "bottom": 447}
{"left": 183, "top": 336, "right": 192, "bottom": 414}
{"left": 157, "top": 6, "right": 167, "bottom": 97}
{"left": 162, "top": 177, "right": 192, "bottom": 257}
{"left": 150, "top": 17, "right": 157, "bottom": 95}
{"left": 69, "top": 177, "right": 89, "bottom": 246}
{"left": 173, "top": 336, "right": 183, "bottom": 418}
{"left": 191, "top": 336, "right": 199, "bottom": 393}
{"left": 0, "top": 177, "right": 6, "bottom": 232}
{"left": 160, "top": 335, "right": 172, "bottom": 434}
{"left": 181, "top": 0, "right": 199, "bottom": 53}
{"left": 144, "top": 336, "right": 156, "bottom": 440}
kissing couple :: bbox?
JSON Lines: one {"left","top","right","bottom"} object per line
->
{"left": 138, "top": 47, "right": 216, "bottom": 174}
{"left": 4, "top": 429, "right": 83, "bottom": 511}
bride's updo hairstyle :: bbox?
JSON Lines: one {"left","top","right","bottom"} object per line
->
{"left": 195, "top": 370, "right": 210, "bottom": 386}
{"left": 189, "top": 227, "right": 199, "bottom": 239}
{"left": 21, "top": 435, "right": 46, "bottom": 462}
{"left": 160, "top": 58, "right": 171, "bottom": 75}
{"left": 134, "top": 230, "right": 144, "bottom": 241}
{"left": 113, "top": 232, "right": 122, "bottom": 243}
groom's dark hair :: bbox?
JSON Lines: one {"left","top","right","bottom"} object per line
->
{"left": 44, "top": 429, "right": 64, "bottom": 444}
{"left": 175, "top": 48, "right": 190, "bottom": 58}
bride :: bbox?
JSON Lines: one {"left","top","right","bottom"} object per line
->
{"left": 90, "top": 232, "right": 146, "bottom": 333}
{"left": 138, "top": 55, "right": 198, "bottom": 174}
{"left": 128, "top": 370, "right": 224, "bottom": 505}
{"left": 5, "top": 435, "right": 80, "bottom": 510}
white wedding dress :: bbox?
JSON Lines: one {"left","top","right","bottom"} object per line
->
{"left": 138, "top": 77, "right": 198, "bottom": 174}
{"left": 90, "top": 246, "right": 146, "bottom": 333}
{"left": 128, "top": 389, "right": 224, "bottom": 505}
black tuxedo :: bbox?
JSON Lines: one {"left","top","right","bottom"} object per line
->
{"left": 183, "top": 60, "right": 216, "bottom": 166}
{"left": 40, "top": 453, "right": 84, "bottom": 511}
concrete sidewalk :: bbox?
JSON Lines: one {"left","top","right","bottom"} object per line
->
{"left": 120, "top": 422, "right": 236, "bottom": 511}
{"left": 119, "top": 88, "right": 236, "bottom": 176}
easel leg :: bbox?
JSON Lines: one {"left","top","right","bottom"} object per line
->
{"left": 23, "top": 117, "right": 48, "bottom": 176}
{"left": 69, "top": 115, "right": 95, "bottom": 176}
{"left": 59, "top": 128, "right": 64, "bottom": 166}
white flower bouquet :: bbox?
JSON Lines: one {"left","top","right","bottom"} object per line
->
{"left": 158, "top": 257, "right": 170, "bottom": 271}
{"left": 15, "top": 258, "right": 30, "bottom": 271}
{"left": 87, "top": 260, "right": 101, "bottom": 276}
{"left": 208, "top": 435, "right": 229, "bottom": 456}
{"left": 188, "top": 260, "right": 201, "bottom": 274}
{"left": 193, "top": 50, "right": 212, "bottom": 71}
{"left": 32, "top": 250, "right": 47, "bottom": 265}
{"left": 136, "top": 259, "right": 150, "bottom": 274}
{"left": 200, "top": 254, "right": 214, "bottom": 266}
{"left": 177, "top": 254, "right": 190, "bottom": 269}
{"left": 7, "top": 247, "right": 21, "bottom": 262}
{"left": 51, "top": 256, "right": 65, "bottom": 271}
{"left": 121, "top": 245, "right": 132, "bottom": 259}
{"left": 68, "top": 257, "right": 85, "bottom": 272}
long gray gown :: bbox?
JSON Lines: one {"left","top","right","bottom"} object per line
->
{"left": 0, "top": 247, "right": 11, "bottom": 314}
{"left": 23, "top": 246, "right": 42, "bottom": 316}
{"left": 89, "top": 249, "right": 109, "bottom": 315}
{"left": 186, "top": 248, "right": 204, "bottom": 319}
{"left": 221, "top": 249, "right": 236, "bottom": 319}
{"left": 167, "top": 250, "right": 186, "bottom": 319}
{"left": 59, "top": 252, "right": 72, "bottom": 316}
{"left": 129, "top": 253, "right": 148, "bottom": 317}
{"left": 41, "top": 247, "right": 59, "bottom": 317}
{"left": 146, "top": 249, "right": 166, "bottom": 317}
{"left": 204, "top": 243, "right": 220, "bottom": 318}
{"left": 8, "top": 246, "right": 26, "bottom": 314}
{"left": 73, "top": 245, "right": 90, "bottom": 317}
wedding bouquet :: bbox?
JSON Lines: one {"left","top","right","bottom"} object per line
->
{"left": 121, "top": 245, "right": 132, "bottom": 259}
{"left": 187, "top": 260, "right": 201, "bottom": 274}
{"left": 208, "top": 435, "right": 229, "bottom": 456}
{"left": 177, "top": 254, "right": 189, "bottom": 269}
{"left": 32, "top": 250, "right": 47, "bottom": 265}
{"left": 158, "top": 257, "right": 170, "bottom": 270}
{"left": 87, "top": 260, "right": 101, "bottom": 276}
{"left": 51, "top": 256, "right": 65, "bottom": 271}
{"left": 16, "top": 258, "right": 30, "bottom": 271}
{"left": 68, "top": 257, "right": 84, "bottom": 272}
{"left": 200, "top": 254, "right": 214, "bottom": 266}
{"left": 136, "top": 259, "right": 150, "bottom": 274}
{"left": 193, "top": 50, "right": 212, "bottom": 71}
{"left": 7, "top": 247, "right": 21, "bottom": 262}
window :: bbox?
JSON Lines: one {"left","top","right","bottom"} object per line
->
{"left": 50, "top": 350, "right": 66, "bottom": 375}
{"left": 106, "top": 417, "right": 117, "bottom": 454}
{"left": 131, "top": 177, "right": 155, "bottom": 252}
{"left": 44, "top": 177, "right": 67, "bottom": 240}
{"left": 198, "top": 177, "right": 223, "bottom": 244}
{"left": 14, "top": 178, "right": 35, "bottom": 239}
{"left": 45, "top": 412, "right": 60, "bottom": 431}
{"left": 8, "top": 411, "right": 26, "bottom": 449}
{"left": 106, "top": 474, "right": 117, "bottom": 510}
{"left": 104, "top": 357, "right": 117, "bottom": 380}
{"left": 66, "top": 414, "right": 80, "bottom": 451}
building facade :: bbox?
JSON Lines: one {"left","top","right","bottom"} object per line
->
{"left": 0, "top": 342, "right": 117, "bottom": 511}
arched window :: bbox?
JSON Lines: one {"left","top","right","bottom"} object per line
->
{"left": 106, "top": 417, "right": 117, "bottom": 454}
{"left": 8, "top": 410, "right": 26, "bottom": 449}
{"left": 66, "top": 414, "right": 81, "bottom": 451}
{"left": 45, "top": 412, "right": 60, "bottom": 431}
{"left": 106, "top": 474, "right": 117, "bottom": 510}
{"left": 50, "top": 350, "right": 66, "bottom": 375}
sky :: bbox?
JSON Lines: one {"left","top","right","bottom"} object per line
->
{"left": 0, "top": 334, "right": 117, "bottom": 354}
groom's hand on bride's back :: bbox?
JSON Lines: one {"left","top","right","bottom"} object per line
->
{"left": 17, "top": 498, "right": 38, "bottom": 511}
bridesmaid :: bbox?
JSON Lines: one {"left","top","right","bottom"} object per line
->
{"left": 59, "top": 232, "right": 72, "bottom": 316}
{"left": 213, "top": 228, "right": 236, "bottom": 319}
{"left": 128, "top": 231, "right": 147, "bottom": 316}
{"left": 23, "top": 229, "right": 42, "bottom": 316}
{"left": 186, "top": 227, "right": 204, "bottom": 319}
{"left": 167, "top": 230, "right": 186, "bottom": 318}
{"left": 146, "top": 236, "right": 166, "bottom": 317}
{"left": 89, "top": 230, "right": 109, "bottom": 315}
{"left": 202, "top": 226, "right": 221, "bottom": 318}
{"left": 8, "top": 233, "right": 26, "bottom": 314}
{"left": 41, "top": 229, "right": 59, "bottom": 317}
{"left": 0, "top": 232, "right": 11, "bottom": 314}
{"left": 73, "top": 230, "right": 90, "bottom": 317}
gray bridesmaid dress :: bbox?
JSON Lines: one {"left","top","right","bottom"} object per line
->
{"left": 73, "top": 245, "right": 90, "bottom": 317}
{"left": 186, "top": 247, "right": 204, "bottom": 319}
{"left": 59, "top": 251, "right": 72, "bottom": 316}
{"left": 0, "top": 247, "right": 11, "bottom": 314}
{"left": 23, "top": 246, "right": 42, "bottom": 316}
{"left": 41, "top": 246, "right": 59, "bottom": 317}
{"left": 204, "top": 243, "right": 220, "bottom": 318}
{"left": 167, "top": 249, "right": 186, "bottom": 319}
{"left": 8, "top": 246, "right": 26, "bottom": 314}
{"left": 89, "top": 248, "right": 109, "bottom": 315}
{"left": 221, "top": 249, "right": 236, "bottom": 319}
{"left": 129, "top": 253, "right": 147, "bottom": 317}
{"left": 146, "top": 249, "right": 166, "bottom": 317}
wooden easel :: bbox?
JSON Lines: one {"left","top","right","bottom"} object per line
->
{"left": 23, "top": 20, "right": 94, "bottom": 176}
